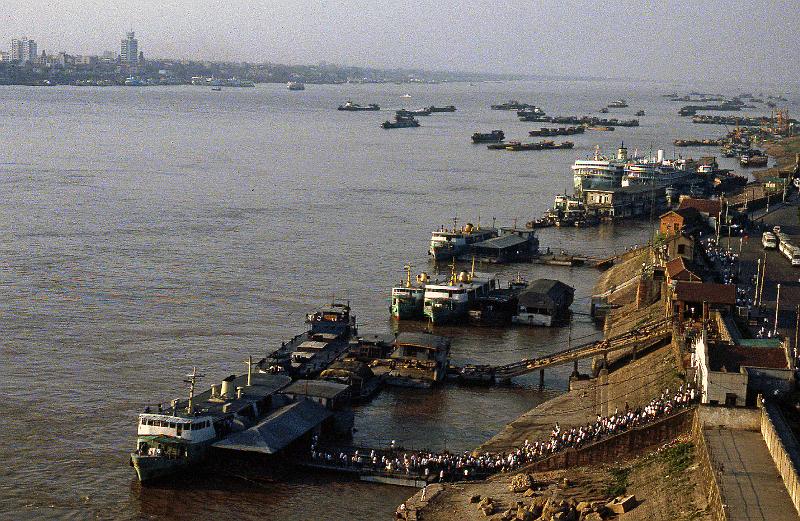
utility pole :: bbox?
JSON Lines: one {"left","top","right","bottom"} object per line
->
{"left": 774, "top": 283, "right": 782, "bottom": 336}
{"left": 759, "top": 253, "right": 767, "bottom": 307}
{"left": 755, "top": 258, "right": 762, "bottom": 306}
{"left": 794, "top": 304, "right": 799, "bottom": 358}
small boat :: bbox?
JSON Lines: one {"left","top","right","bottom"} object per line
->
{"left": 504, "top": 140, "right": 574, "bottom": 151}
{"left": 586, "top": 125, "right": 615, "bottom": 131}
{"left": 396, "top": 108, "right": 431, "bottom": 117}
{"left": 635, "top": 110, "right": 645, "bottom": 116}
{"left": 426, "top": 105, "right": 456, "bottom": 112}
{"left": 401, "top": 93, "right": 412, "bottom": 98}
{"left": 211, "top": 86, "right": 222, "bottom": 91}
{"left": 491, "top": 100, "right": 536, "bottom": 110}
{"left": 608, "top": 99, "right": 628, "bottom": 108}
{"left": 472, "top": 130, "right": 505, "bottom": 143}
{"left": 382, "top": 115, "right": 420, "bottom": 129}
{"left": 600, "top": 107, "right": 610, "bottom": 113}
{"left": 338, "top": 101, "right": 380, "bottom": 111}
{"left": 287, "top": 81, "right": 305, "bottom": 91}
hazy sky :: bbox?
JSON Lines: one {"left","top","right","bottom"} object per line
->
{"left": 3, "top": 0, "right": 798, "bottom": 84}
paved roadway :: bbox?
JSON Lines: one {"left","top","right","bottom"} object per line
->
{"left": 704, "top": 427, "right": 797, "bottom": 521}
{"left": 729, "top": 194, "right": 800, "bottom": 346}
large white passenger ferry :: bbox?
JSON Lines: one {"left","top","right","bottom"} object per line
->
{"left": 622, "top": 152, "right": 697, "bottom": 188}
{"left": 571, "top": 144, "right": 629, "bottom": 192}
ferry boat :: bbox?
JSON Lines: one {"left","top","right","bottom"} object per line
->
{"left": 423, "top": 263, "right": 498, "bottom": 324}
{"left": 571, "top": 144, "right": 629, "bottom": 193}
{"left": 428, "top": 220, "right": 498, "bottom": 261}
{"left": 622, "top": 155, "right": 697, "bottom": 188}
{"left": 382, "top": 333, "right": 450, "bottom": 388}
{"left": 491, "top": 100, "right": 535, "bottom": 110}
{"left": 287, "top": 81, "right": 305, "bottom": 90}
{"left": 261, "top": 301, "right": 358, "bottom": 377}
{"left": 338, "top": 101, "right": 380, "bottom": 111}
{"left": 130, "top": 364, "right": 291, "bottom": 483}
{"left": 390, "top": 265, "right": 430, "bottom": 319}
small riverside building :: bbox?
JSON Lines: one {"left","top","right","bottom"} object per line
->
{"left": 582, "top": 184, "right": 666, "bottom": 220}
{"left": 677, "top": 197, "right": 723, "bottom": 229}
{"left": 471, "top": 227, "right": 538, "bottom": 263}
{"left": 512, "top": 279, "right": 574, "bottom": 326}
{"left": 669, "top": 281, "right": 736, "bottom": 321}
{"left": 665, "top": 256, "right": 701, "bottom": 284}
{"left": 659, "top": 207, "right": 703, "bottom": 236}
{"left": 371, "top": 332, "right": 450, "bottom": 388}
{"left": 691, "top": 312, "right": 794, "bottom": 406}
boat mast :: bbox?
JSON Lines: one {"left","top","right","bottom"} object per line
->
{"left": 184, "top": 367, "right": 205, "bottom": 414}
{"left": 404, "top": 264, "right": 412, "bottom": 288}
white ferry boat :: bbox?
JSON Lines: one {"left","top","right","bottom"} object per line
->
{"left": 572, "top": 144, "right": 629, "bottom": 193}
{"left": 428, "top": 220, "right": 498, "bottom": 261}
{"left": 423, "top": 264, "right": 498, "bottom": 324}
{"left": 622, "top": 151, "right": 697, "bottom": 188}
{"left": 130, "top": 365, "right": 291, "bottom": 483}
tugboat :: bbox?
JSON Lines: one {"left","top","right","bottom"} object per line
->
{"left": 423, "top": 261, "right": 498, "bottom": 324}
{"left": 428, "top": 219, "right": 498, "bottom": 261}
{"left": 390, "top": 265, "right": 429, "bottom": 319}
{"left": 338, "top": 101, "right": 380, "bottom": 111}
{"left": 130, "top": 363, "right": 291, "bottom": 483}
{"left": 382, "top": 115, "right": 420, "bottom": 129}
{"left": 426, "top": 105, "right": 456, "bottom": 112}
{"left": 471, "top": 130, "right": 505, "bottom": 143}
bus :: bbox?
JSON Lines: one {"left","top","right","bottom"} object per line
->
{"left": 762, "top": 231, "right": 777, "bottom": 249}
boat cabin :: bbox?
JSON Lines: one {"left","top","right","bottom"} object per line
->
{"left": 513, "top": 279, "right": 574, "bottom": 326}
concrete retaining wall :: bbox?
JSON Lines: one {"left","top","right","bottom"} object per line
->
{"left": 697, "top": 404, "right": 761, "bottom": 430}
{"left": 527, "top": 408, "right": 695, "bottom": 472}
{"left": 692, "top": 411, "right": 728, "bottom": 521}
{"left": 761, "top": 402, "right": 800, "bottom": 516}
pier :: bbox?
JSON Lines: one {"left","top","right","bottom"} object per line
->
{"left": 452, "top": 317, "right": 673, "bottom": 384}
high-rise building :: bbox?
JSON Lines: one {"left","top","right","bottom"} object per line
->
{"left": 120, "top": 31, "right": 139, "bottom": 65}
{"left": 11, "top": 37, "right": 37, "bottom": 63}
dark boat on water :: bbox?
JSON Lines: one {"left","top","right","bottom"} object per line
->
{"left": 503, "top": 140, "right": 574, "bottom": 151}
{"left": 635, "top": 110, "right": 646, "bottom": 116}
{"left": 472, "top": 130, "right": 505, "bottom": 143}
{"left": 528, "top": 126, "right": 584, "bottom": 137}
{"left": 426, "top": 105, "right": 456, "bottom": 112}
{"left": 491, "top": 100, "right": 536, "bottom": 110}
{"left": 338, "top": 101, "right": 380, "bottom": 111}
{"left": 382, "top": 115, "right": 420, "bottom": 129}
{"left": 396, "top": 108, "right": 431, "bottom": 117}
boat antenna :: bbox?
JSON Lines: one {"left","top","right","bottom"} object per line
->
{"left": 453, "top": 216, "right": 458, "bottom": 233}
{"left": 184, "top": 366, "right": 205, "bottom": 415}
{"left": 470, "top": 255, "right": 476, "bottom": 281}
{"left": 477, "top": 212, "right": 481, "bottom": 230}
{"left": 404, "top": 264, "right": 412, "bottom": 288}
{"left": 246, "top": 355, "right": 252, "bottom": 386}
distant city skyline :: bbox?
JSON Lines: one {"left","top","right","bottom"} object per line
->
{"left": 1, "top": 0, "right": 799, "bottom": 87}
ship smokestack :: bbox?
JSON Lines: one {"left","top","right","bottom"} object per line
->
{"left": 657, "top": 149, "right": 664, "bottom": 163}
{"left": 617, "top": 142, "right": 627, "bottom": 160}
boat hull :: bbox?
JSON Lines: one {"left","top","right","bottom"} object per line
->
{"left": 391, "top": 297, "right": 424, "bottom": 319}
{"left": 424, "top": 300, "right": 469, "bottom": 324}
{"left": 131, "top": 453, "right": 197, "bottom": 484}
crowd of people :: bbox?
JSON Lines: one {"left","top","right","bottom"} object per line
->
{"left": 702, "top": 237, "right": 740, "bottom": 287}
{"left": 309, "top": 385, "right": 698, "bottom": 482}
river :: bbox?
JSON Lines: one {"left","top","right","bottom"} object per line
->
{"left": 0, "top": 79, "right": 786, "bottom": 520}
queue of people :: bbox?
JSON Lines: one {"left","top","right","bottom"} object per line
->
{"left": 309, "top": 385, "right": 698, "bottom": 481}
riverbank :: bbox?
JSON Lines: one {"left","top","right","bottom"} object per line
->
{"left": 753, "top": 135, "right": 800, "bottom": 182}
{"left": 399, "top": 247, "right": 691, "bottom": 519}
